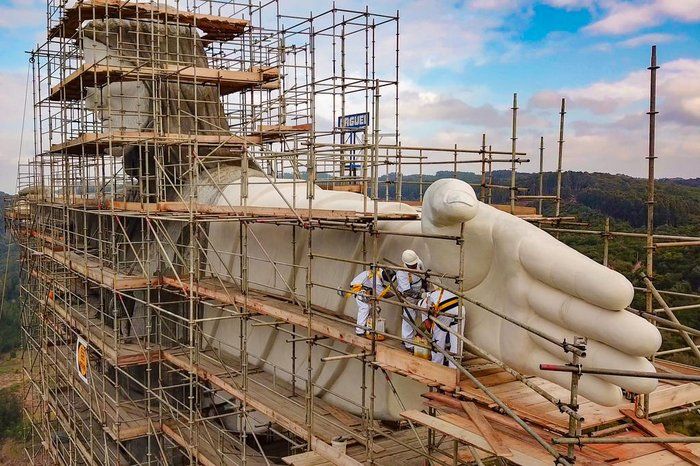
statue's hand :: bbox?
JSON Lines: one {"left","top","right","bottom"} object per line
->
{"left": 422, "top": 179, "right": 661, "bottom": 406}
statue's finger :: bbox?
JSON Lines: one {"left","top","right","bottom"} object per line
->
{"left": 519, "top": 232, "right": 633, "bottom": 311}
{"left": 518, "top": 345, "right": 625, "bottom": 407}
{"left": 528, "top": 316, "right": 658, "bottom": 395}
{"left": 526, "top": 280, "right": 661, "bottom": 357}
{"left": 422, "top": 179, "right": 479, "bottom": 229}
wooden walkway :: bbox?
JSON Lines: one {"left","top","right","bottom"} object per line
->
{"left": 50, "top": 64, "right": 279, "bottom": 101}
{"left": 162, "top": 418, "right": 266, "bottom": 466}
{"left": 42, "top": 247, "right": 156, "bottom": 291}
{"left": 46, "top": 297, "right": 162, "bottom": 367}
{"left": 458, "top": 356, "right": 700, "bottom": 434}
{"left": 163, "top": 348, "right": 366, "bottom": 466}
{"left": 164, "top": 277, "right": 458, "bottom": 390}
{"left": 49, "top": 131, "right": 262, "bottom": 155}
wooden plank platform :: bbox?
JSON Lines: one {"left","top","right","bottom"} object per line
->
{"left": 46, "top": 297, "right": 161, "bottom": 367}
{"left": 49, "top": 0, "right": 249, "bottom": 41}
{"left": 163, "top": 349, "right": 364, "bottom": 466}
{"left": 417, "top": 391, "right": 700, "bottom": 465}
{"left": 163, "top": 277, "right": 458, "bottom": 390}
{"left": 47, "top": 346, "right": 158, "bottom": 441}
{"left": 49, "top": 63, "right": 279, "bottom": 101}
{"left": 458, "top": 356, "right": 700, "bottom": 434}
{"left": 401, "top": 410, "right": 553, "bottom": 465}
{"left": 49, "top": 131, "right": 262, "bottom": 155}
{"left": 621, "top": 408, "right": 700, "bottom": 465}
{"left": 43, "top": 247, "right": 157, "bottom": 291}
{"left": 162, "top": 419, "right": 266, "bottom": 466}
{"left": 283, "top": 451, "right": 332, "bottom": 466}
{"left": 251, "top": 123, "right": 312, "bottom": 141}
{"left": 35, "top": 198, "right": 418, "bottom": 221}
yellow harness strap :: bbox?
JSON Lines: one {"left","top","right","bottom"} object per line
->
{"left": 346, "top": 270, "right": 389, "bottom": 299}
{"left": 431, "top": 289, "right": 459, "bottom": 314}
{"left": 431, "top": 289, "right": 444, "bottom": 315}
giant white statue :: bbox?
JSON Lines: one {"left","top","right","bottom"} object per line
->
{"left": 77, "top": 19, "right": 661, "bottom": 421}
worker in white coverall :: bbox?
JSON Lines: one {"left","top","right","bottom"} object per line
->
{"left": 420, "top": 287, "right": 461, "bottom": 367}
{"left": 347, "top": 268, "right": 396, "bottom": 336}
{"left": 396, "top": 250, "right": 425, "bottom": 352}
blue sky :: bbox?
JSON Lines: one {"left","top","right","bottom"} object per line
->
{"left": 0, "top": 0, "right": 698, "bottom": 191}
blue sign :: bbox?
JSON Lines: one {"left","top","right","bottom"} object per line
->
{"left": 338, "top": 112, "right": 370, "bottom": 130}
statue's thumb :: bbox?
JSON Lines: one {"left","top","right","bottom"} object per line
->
{"left": 421, "top": 179, "right": 479, "bottom": 233}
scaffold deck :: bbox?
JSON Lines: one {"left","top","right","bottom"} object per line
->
{"left": 50, "top": 64, "right": 280, "bottom": 101}
{"left": 49, "top": 131, "right": 262, "bottom": 155}
{"left": 163, "top": 349, "right": 370, "bottom": 463}
{"left": 164, "top": 277, "right": 459, "bottom": 390}
{"left": 458, "top": 357, "right": 700, "bottom": 433}
{"left": 162, "top": 419, "right": 267, "bottom": 466}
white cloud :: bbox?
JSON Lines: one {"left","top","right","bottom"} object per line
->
{"left": 468, "top": 0, "right": 523, "bottom": 10}
{"left": 397, "top": 0, "right": 525, "bottom": 69}
{"left": 0, "top": 1, "right": 44, "bottom": 30}
{"left": 619, "top": 32, "right": 679, "bottom": 48}
{"left": 542, "top": 0, "right": 597, "bottom": 9}
{"left": 526, "top": 58, "right": 700, "bottom": 177}
{"left": 585, "top": 0, "right": 700, "bottom": 35}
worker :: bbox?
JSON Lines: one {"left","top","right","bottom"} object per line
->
{"left": 345, "top": 267, "right": 396, "bottom": 337}
{"left": 396, "top": 249, "right": 425, "bottom": 352}
{"left": 419, "top": 286, "right": 461, "bottom": 367}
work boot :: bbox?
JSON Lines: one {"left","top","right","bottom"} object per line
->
{"left": 364, "top": 332, "right": 386, "bottom": 341}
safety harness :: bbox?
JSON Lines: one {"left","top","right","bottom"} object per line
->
{"left": 430, "top": 289, "right": 459, "bottom": 315}
{"left": 347, "top": 270, "right": 391, "bottom": 299}
{"left": 428, "top": 289, "right": 460, "bottom": 332}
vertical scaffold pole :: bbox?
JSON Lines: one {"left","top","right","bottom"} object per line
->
{"left": 555, "top": 98, "right": 566, "bottom": 219}
{"left": 603, "top": 217, "right": 610, "bottom": 267}
{"left": 306, "top": 18, "right": 317, "bottom": 450}
{"left": 643, "top": 45, "right": 659, "bottom": 418}
{"left": 480, "top": 133, "right": 487, "bottom": 202}
{"left": 509, "top": 93, "right": 518, "bottom": 214}
{"left": 538, "top": 136, "right": 544, "bottom": 215}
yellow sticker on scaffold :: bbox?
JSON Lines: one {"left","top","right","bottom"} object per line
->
{"left": 76, "top": 337, "right": 89, "bottom": 384}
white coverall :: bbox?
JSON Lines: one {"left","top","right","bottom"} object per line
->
{"left": 396, "top": 260, "right": 424, "bottom": 349}
{"left": 350, "top": 270, "right": 390, "bottom": 335}
{"left": 422, "top": 288, "right": 460, "bottom": 368}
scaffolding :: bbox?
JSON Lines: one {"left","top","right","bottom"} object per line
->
{"left": 5, "top": 1, "right": 700, "bottom": 465}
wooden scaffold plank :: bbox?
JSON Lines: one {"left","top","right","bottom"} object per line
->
{"left": 50, "top": 64, "right": 279, "bottom": 101}
{"left": 620, "top": 408, "right": 700, "bottom": 466}
{"left": 162, "top": 350, "right": 363, "bottom": 466}
{"left": 49, "top": 131, "right": 262, "bottom": 155}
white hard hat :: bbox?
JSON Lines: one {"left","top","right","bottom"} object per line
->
{"left": 402, "top": 249, "right": 420, "bottom": 266}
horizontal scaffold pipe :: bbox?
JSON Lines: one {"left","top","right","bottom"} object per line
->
{"left": 543, "top": 227, "right": 700, "bottom": 242}
{"left": 539, "top": 364, "right": 700, "bottom": 382}
{"left": 553, "top": 436, "right": 700, "bottom": 445}
{"left": 626, "top": 307, "right": 700, "bottom": 336}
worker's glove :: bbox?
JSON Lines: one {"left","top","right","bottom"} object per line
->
{"left": 336, "top": 289, "right": 345, "bottom": 297}
{"left": 358, "top": 293, "right": 371, "bottom": 303}
{"left": 404, "top": 288, "right": 421, "bottom": 299}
